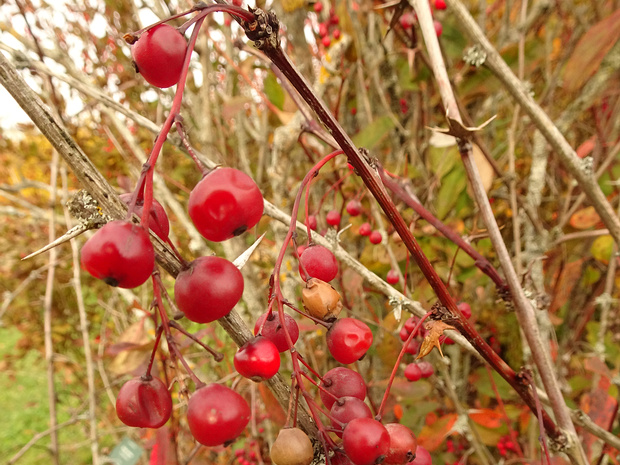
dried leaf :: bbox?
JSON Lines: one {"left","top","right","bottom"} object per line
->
{"left": 416, "top": 320, "right": 456, "bottom": 359}
{"left": 416, "top": 413, "right": 458, "bottom": 451}
{"left": 428, "top": 115, "right": 496, "bottom": 140}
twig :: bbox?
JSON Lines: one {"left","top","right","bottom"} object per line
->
{"left": 412, "top": 0, "right": 586, "bottom": 462}
{"left": 446, "top": 0, "right": 620, "bottom": 248}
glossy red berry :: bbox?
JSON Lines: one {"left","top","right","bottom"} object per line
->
{"left": 320, "top": 367, "right": 367, "bottom": 411}
{"left": 326, "top": 318, "right": 373, "bottom": 364}
{"left": 359, "top": 222, "right": 372, "bottom": 236}
{"left": 322, "top": 36, "right": 331, "bottom": 47}
{"left": 81, "top": 220, "right": 154, "bottom": 288}
{"left": 330, "top": 396, "right": 372, "bottom": 437}
{"left": 404, "top": 316, "right": 419, "bottom": 335}
{"left": 457, "top": 302, "right": 472, "bottom": 319}
{"left": 399, "top": 12, "right": 415, "bottom": 29}
{"left": 254, "top": 312, "right": 300, "bottom": 352}
{"left": 318, "top": 23, "right": 328, "bottom": 37}
{"left": 369, "top": 230, "right": 382, "bottom": 244}
{"left": 232, "top": 0, "right": 243, "bottom": 5}
{"left": 234, "top": 336, "right": 280, "bottom": 381}
{"left": 188, "top": 167, "right": 263, "bottom": 242}
{"left": 346, "top": 199, "right": 362, "bottom": 216}
{"left": 333, "top": 29, "right": 341, "bottom": 39}
{"left": 342, "top": 418, "right": 390, "bottom": 465}
{"left": 300, "top": 245, "right": 338, "bottom": 282}
{"left": 404, "top": 339, "right": 421, "bottom": 356}
{"left": 119, "top": 193, "right": 170, "bottom": 240}
{"left": 326, "top": 210, "right": 341, "bottom": 226}
{"left": 410, "top": 445, "right": 432, "bottom": 465}
{"left": 116, "top": 376, "right": 172, "bottom": 428}
{"left": 187, "top": 384, "right": 250, "bottom": 446}
{"left": 404, "top": 363, "right": 422, "bottom": 382}
{"left": 313, "top": 2, "right": 323, "bottom": 13}
{"left": 307, "top": 215, "right": 318, "bottom": 230}
{"left": 131, "top": 24, "right": 187, "bottom": 88}
{"left": 174, "top": 256, "right": 244, "bottom": 323}
{"left": 417, "top": 361, "right": 434, "bottom": 378}
{"left": 386, "top": 269, "right": 399, "bottom": 285}
{"left": 434, "top": 0, "right": 447, "bottom": 9}
{"left": 399, "top": 326, "right": 410, "bottom": 342}
{"left": 434, "top": 20, "right": 443, "bottom": 37}
{"left": 384, "top": 424, "right": 417, "bottom": 465}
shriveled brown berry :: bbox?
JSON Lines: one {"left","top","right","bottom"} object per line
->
{"left": 270, "top": 427, "right": 314, "bottom": 465}
{"left": 301, "top": 278, "right": 343, "bottom": 321}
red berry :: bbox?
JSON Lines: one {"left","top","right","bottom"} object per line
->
{"left": 350, "top": 107, "right": 357, "bottom": 116}
{"left": 369, "top": 230, "right": 382, "bottom": 244}
{"left": 187, "top": 384, "right": 250, "bottom": 447}
{"left": 174, "top": 256, "right": 244, "bottom": 323}
{"left": 346, "top": 200, "right": 362, "bottom": 216}
{"left": 404, "top": 338, "right": 421, "bottom": 355}
{"left": 410, "top": 445, "right": 432, "bottom": 465}
{"left": 119, "top": 193, "right": 170, "bottom": 240}
{"left": 330, "top": 397, "right": 372, "bottom": 437}
{"left": 330, "top": 14, "right": 340, "bottom": 25}
{"left": 404, "top": 363, "right": 422, "bottom": 382}
{"left": 359, "top": 222, "right": 372, "bottom": 236}
{"left": 384, "top": 424, "right": 417, "bottom": 465}
{"left": 342, "top": 418, "right": 390, "bottom": 465}
{"left": 81, "top": 220, "right": 154, "bottom": 288}
{"left": 254, "top": 312, "right": 300, "bottom": 352}
{"left": 434, "top": 0, "right": 447, "bottom": 9}
{"left": 188, "top": 167, "right": 263, "bottom": 242}
{"left": 333, "top": 29, "right": 341, "bottom": 39}
{"left": 319, "top": 367, "right": 367, "bottom": 411}
{"left": 457, "top": 302, "right": 472, "bottom": 319}
{"left": 326, "top": 210, "right": 341, "bottom": 226}
{"left": 399, "top": 12, "right": 415, "bottom": 29}
{"left": 234, "top": 336, "right": 280, "bottom": 381}
{"left": 417, "top": 361, "right": 434, "bottom": 378}
{"left": 386, "top": 269, "right": 399, "bottom": 285}
{"left": 300, "top": 245, "right": 338, "bottom": 282}
{"left": 318, "top": 23, "right": 328, "bottom": 38}
{"left": 116, "top": 376, "right": 172, "bottom": 428}
{"left": 434, "top": 20, "right": 443, "bottom": 37}
{"left": 313, "top": 2, "right": 323, "bottom": 13}
{"left": 399, "top": 326, "right": 410, "bottom": 342}
{"left": 322, "top": 36, "right": 331, "bottom": 47}
{"left": 326, "top": 318, "right": 373, "bottom": 364}
{"left": 131, "top": 24, "right": 187, "bottom": 88}
{"left": 232, "top": 0, "right": 243, "bottom": 5}
{"left": 307, "top": 215, "right": 318, "bottom": 230}
{"left": 404, "top": 317, "right": 419, "bottom": 335}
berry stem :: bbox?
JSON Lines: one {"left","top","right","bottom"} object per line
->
{"left": 144, "top": 324, "right": 164, "bottom": 378}
{"left": 376, "top": 311, "right": 432, "bottom": 421}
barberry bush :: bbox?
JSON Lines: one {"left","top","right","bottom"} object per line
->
{"left": 1, "top": 1, "right": 619, "bottom": 465}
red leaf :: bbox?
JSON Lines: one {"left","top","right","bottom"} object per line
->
{"left": 468, "top": 408, "right": 504, "bottom": 429}
{"left": 563, "top": 9, "right": 620, "bottom": 92}
{"left": 416, "top": 413, "right": 458, "bottom": 452}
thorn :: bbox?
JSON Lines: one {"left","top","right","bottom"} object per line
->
{"left": 22, "top": 223, "right": 90, "bottom": 260}
{"left": 233, "top": 233, "right": 266, "bottom": 269}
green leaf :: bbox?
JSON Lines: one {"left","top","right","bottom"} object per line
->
{"left": 427, "top": 144, "right": 459, "bottom": 178}
{"left": 263, "top": 72, "right": 285, "bottom": 110}
{"left": 352, "top": 116, "right": 395, "bottom": 149}
{"left": 435, "top": 169, "right": 467, "bottom": 219}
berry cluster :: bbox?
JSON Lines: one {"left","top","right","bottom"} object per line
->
{"left": 313, "top": 3, "right": 341, "bottom": 48}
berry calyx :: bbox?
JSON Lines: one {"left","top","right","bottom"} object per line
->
{"left": 384, "top": 424, "right": 417, "bottom": 465}
{"left": 342, "top": 418, "right": 390, "bottom": 465}
{"left": 254, "top": 312, "right": 300, "bottom": 352}
{"left": 188, "top": 167, "right": 263, "bottom": 242}
{"left": 302, "top": 278, "right": 343, "bottom": 321}
{"left": 386, "top": 269, "right": 399, "bottom": 285}
{"left": 346, "top": 199, "right": 362, "bottom": 216}
{"left": 369, "top": 230, "right": 383, "bottom": 244}
{"left": 326, "top": 209, "right": 341, "bottom": 226}
{"left": 320, "top": 367, "right": 367, "bottom": 411}
{"left": 359, "top": 222, "right": 372, "bottom": 236}
{"left": 326, "top": 318, "right": 373, "bottom": 364}
{"left": 116, "top": 376, "right": 172, "bottom": 428}
{"left": 80, "top": 220, "right": 154, "bottom": 288}
{"left": 404, "top": 363, "right": 422, "bottom": 382}
{"left": 119, "top": 193, "right": 170, "bottom": 240}
{"left": 234, "top": 336, "right": 280, "bottom": 381}
{"left": 174, "top": 256, "right": 244, "bottom": 323}
{"left": 187, "top": 384, "right": 250, "bottom": 447}
{"left": 131, "top": 24, "right": 187, "bottom": 88}
{"left": 270, "top": 427, "right": 314, "bottom": 465}
{"left": 299, "top": 245, "right": 338, "bottom": 282}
